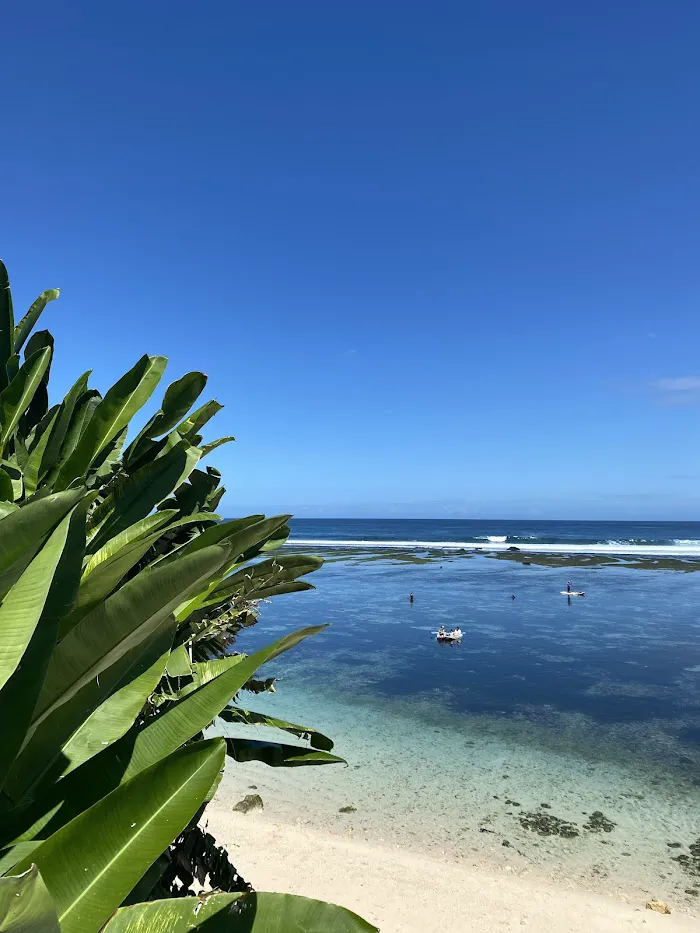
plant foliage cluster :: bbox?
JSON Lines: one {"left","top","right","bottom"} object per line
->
{"left": 0, "top": 262, "right": 376, "bottom": 932}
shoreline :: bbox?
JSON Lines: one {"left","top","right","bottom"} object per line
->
{"left": 205, "top": 802, "right": 698, "bottom": 932}
{"left": 210, "top": 700, "right": 700, "bottom": 921}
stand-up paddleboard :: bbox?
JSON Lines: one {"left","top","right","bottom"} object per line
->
{"left": 561, "top": 591, "right": 585, "bottom": 597}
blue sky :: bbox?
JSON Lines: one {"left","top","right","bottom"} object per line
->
{"left": 3, "top": 1, "right": 700, "bottom": 519}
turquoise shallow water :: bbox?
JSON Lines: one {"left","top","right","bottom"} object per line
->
{"left": 223, "top": 550, "right": 700, "bottom": 909}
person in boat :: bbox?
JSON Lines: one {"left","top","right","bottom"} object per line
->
{"left": 438, "top": 625, "right": 446, "bottom": 637}
{"left": 451, "top": 627, "right": 462, "bottom": 638}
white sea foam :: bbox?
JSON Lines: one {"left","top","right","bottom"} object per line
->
{"left": 288, "top": 538, "right": 700, "bottom": 557}
{"left": 486, "top": 535, "right": 507, "bottom": 543}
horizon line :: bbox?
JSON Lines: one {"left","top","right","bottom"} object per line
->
{"left": 231, "top": 516, "right": 700, "bottom": 524}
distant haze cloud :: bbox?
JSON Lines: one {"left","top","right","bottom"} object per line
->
{"left": 652, "top": 376, "right": 700, "bottom": 391}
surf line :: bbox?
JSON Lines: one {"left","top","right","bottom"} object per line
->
{"left": 287, "top": 539, "right": 700, "bottom": 557}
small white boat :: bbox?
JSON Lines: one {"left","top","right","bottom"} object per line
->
{"left": 560, "top": 590, "right": 585, "bottom": 597}
{"left": 434, "top": 630, "right": 463, "bottom": 642}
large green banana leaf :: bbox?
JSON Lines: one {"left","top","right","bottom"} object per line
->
{"left": 0, "top": 497, "right": 91, "bottom": 791}
{"left": 174, "top": 399, "right": 222, "bottom": 438}
{"left": 0, "top": 261, "right": 14, "bottom": 393}
{"left": 251, "top": 580, "right": 314, "bottom": 600}
{"left": 39, "top": 371, "right": 91, "bottom": 483}
{"left": 82, "top": 511, "right": 177, "bottom": 573}
{"left": 199, "top": 435, "right": 235, "bottom": 458}
{"left": 2, "top": 620, "right": 175, "bottom": 812}
{"left": 178, "top": 656, "right": 245, "bottom": 695}
{"left": 119, "top": 625, "right": 326, "bottom": 780}
{"left": 13, "top": 288, "right": 60, "bottom": 355}
{"left": 0, "top": 865, "right": 60, "bottom": 932}
{"left": 224, "top": 738, "right": 343, "bottom": 767}
{"left": 0, "top": 509, "right": 72, "bottom": 692}
{"left": 109, "top": 625, "right": 326, "bottom": 785}
{"left": 124, "top": 371, "right": 208, "bottom": 465}
{"left": 24, "top": 398, "right": 59, "bottom": 454}
{"left": 12, "top": 739, "right": 226, "bottom": 933}
{"left": 54, "top": 354, "right": 166, "bottom": 490}
{"left": 101, "top": 891, "right": 378, "bottom": 932}
{"left": 0, "top": 841, "right": 41, "bottom": 876}
{"left": 213, "top": 554, "right": 323, "bottom": 596}
{"left": 87, "top": 440, "right": 201, "bottom": 552}
{"left": 57, "top": 625, "right": 173, "bottom": 779}
{"left": 22, "top": 407, "right": 59, "bottom": 496}
{"left": 164, "top": 643, "right": 191, "bottom": 677}
{"left": 218, "top": 707, "right": 334, "bottom": 751}
{"left": 171, "top": 516, "right": 295, "bottom": 623}
{"left": 81, "top": 510, "right": 217, "bottom": 589}
{"left": 259, "top": 524, "right": 290, "bottom": 553}
{"left": 31, "top": 543, "right": 232, "bottom": 727}
{"left": 43, "top": 389, "right": 101, "bottom": 489}
{"left": 68, "top": 527, "right": 179, "bottom": 628}
{"left": 105, "top": 625, "right": 326, "bottom": 781}
{"left": 18, "top": 330, "right": 54, "bottom": 438}
{"left": 64, "top": 513, "right": 216, "bottom": 634}
{"left": 0, "top": 469, "right": 13, "bottom": 503}
{"left": 159, "top": 514, "right": 268, "bottom": 566}
{"left": 199, "top": 555, "right": 321, "bottom": 612}
{"left": 0, "top": 347, "right": 52, "bottom": 455}
{"left": 16, "top": 626, "right": 326, "bottom": 837}
{"left": 0, "top": 489, "right": 85, "bottom": 601}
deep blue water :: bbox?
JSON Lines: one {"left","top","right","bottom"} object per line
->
{"left": 290, "top": 517, "right": 700, "bottom": 547}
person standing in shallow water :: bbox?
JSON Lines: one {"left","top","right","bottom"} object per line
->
{"left": 409, "top": 593, "right": 414, "bottom": 604}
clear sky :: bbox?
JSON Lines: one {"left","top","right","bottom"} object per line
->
{"left": 3, "top": 2, "right": 700, "bottom": 519}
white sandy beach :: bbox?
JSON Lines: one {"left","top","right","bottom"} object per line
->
{"left": 206, "top": 803, "right": 698, "bottom": 932}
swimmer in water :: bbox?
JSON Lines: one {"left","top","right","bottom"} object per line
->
{"left": 409, "top": 593, "right": 414, "bottom": 604}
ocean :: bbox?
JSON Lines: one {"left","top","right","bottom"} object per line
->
{"left": 220, "top": 519, "right": 700, "bottom": 910}
{"left": 289, "top": 517, "right": 700, "bottom": 555}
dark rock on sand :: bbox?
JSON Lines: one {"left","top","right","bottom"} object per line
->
{"left": 519, "top": 811, "right": 579, "bottom": 839}
{"left": 672, "top": 837, "right": 700, "bottom": 877}
{"left": 339, "top": 805, "right": 357, "bottom": 814}
{"left": 583, "top": 811, "right": 616, "bottom": 834}
{"left": 233, "top": 794, "right": 263, "bottom": 814}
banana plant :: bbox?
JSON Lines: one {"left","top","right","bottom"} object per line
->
{"left": 0, "top": 262, "right": 375, "bottom": 931}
